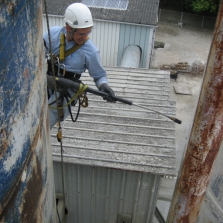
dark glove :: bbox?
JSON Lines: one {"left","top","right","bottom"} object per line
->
{"left": 99, "top": 83, "right": 115, "bottom": 103}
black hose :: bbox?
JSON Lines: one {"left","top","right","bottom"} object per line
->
{"left": 48, "top": 76, "right": 182, "bottom": 124}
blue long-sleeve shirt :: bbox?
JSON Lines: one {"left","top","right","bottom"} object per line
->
{"left": 43, "top": 26, "right": 108, "bottom": 88}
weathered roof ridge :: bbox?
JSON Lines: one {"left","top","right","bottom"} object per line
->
{"left": 43, "top": 0, "right": 159, "bottom": 25}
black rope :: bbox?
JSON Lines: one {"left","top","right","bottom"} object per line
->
{"left": 43, "top": 0, "right": 67, "bottom": 219}
{"left": 64, "top": 95, "right": 81, "bottom": 122}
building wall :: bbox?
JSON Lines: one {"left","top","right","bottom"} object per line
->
{"left": 42, "top": 15, "right": 154, "bottom": 68}
{"left": 53, "top": 162, "right": 161, "bottom": 223}
{"left": 90, "top": 20, "right": 120, "bottom": 67}
{"left": 118, "top": 24, "right": 154, "bottom": 68}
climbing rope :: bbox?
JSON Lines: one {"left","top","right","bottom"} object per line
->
{"left": 43, "top": 0, "right": 67, "bottom": 221}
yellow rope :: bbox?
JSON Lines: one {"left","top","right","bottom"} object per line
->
{"left": 49, "top": 83, "right": 88, "bottom": 109}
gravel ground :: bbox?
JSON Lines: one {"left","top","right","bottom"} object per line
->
{"left": 153, "top": 22, "right": 213, "bottom": 68}
{"left": 153, "top": 22, "right": 213, "bottom": 171}
{"left": 152, "top": 22, "right": 214, "bottom": 222}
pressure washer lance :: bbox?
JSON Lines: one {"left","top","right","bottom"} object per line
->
{"left": 47, "top": 76, "right": 182, "bottom": 124}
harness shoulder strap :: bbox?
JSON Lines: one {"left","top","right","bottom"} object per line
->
{"left": 65, "top": 36, "right": 90, "bottom": 57}
{"left": 58, "top": 33, "right": 90, "bottom": 60}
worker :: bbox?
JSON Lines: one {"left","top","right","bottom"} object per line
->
{"left": 43, "top": 3, "right": 115, "bottom": 129}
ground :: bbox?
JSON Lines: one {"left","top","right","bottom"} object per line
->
{"left": 153, "top": 22, "right": 213, "bottom": 170}
{"left": 152, "top": 22, "right": 213, "bottom": 222}
{"left": 153, "top": 23, "right": 213, "bottom": 67}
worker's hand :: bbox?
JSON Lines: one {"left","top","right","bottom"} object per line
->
{"left": 99, "top": 83, "right": 115, "bottom": 103}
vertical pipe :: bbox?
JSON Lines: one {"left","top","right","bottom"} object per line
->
{"left": 92, "top": 167, "right": 96, "bottom": 223}
{"left": 78, "top": 165, "right": 82, "bottom": 223}
{"left": 159, "top": 9, "right": 161, "bottom": 21}
{"left": 132, "top": 173, "right": 141, "bottom": 223}
{"left": 146, "top": 175, "right": 162, "bottom": 223}
{"left": 167, "top": 1, "right": 223, "bottom": 222}
{"left": 180, "top": 12, "right": 183, "bottom": 23}
{"left": 0, "top": 0, "right": 56, "bottom": 222}
{"left": 202, "top": 16, "right": 204, "bottom": 28}
{"left": 105, "top": 169, "right": 111, "bottom": 221}
{"left": 118, "top": 170, "right": 126, "bottom": 214}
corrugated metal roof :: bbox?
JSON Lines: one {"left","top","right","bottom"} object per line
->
{"left": 43, "top": 0, "right": 159, "bottom": 25}
{"left": 51, "top": 67, "right": 177, "bottom": 176}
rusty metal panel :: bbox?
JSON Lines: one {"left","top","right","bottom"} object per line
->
{"left": 0, "top": 0, "right": 56, "bottom": 222}
{"left": 167, "top": 1, "right": 223, "bottom": 222}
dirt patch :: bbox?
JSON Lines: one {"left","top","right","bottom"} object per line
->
{"left": 152, "top": 22, "right": 213, "bottom": 68}
{"left": 156, "top": 26, "right": 179, "bottom": 36}
{"left": 151, "top": 22, "right": 214, "bottom": 171}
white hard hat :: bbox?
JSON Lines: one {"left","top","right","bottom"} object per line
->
{"left": 64, "top": 3, "right": 93, "bottom": 29}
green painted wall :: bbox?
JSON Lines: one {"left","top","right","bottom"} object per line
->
{"left": 118, "top": 24, "right": 152, "bottom": 68}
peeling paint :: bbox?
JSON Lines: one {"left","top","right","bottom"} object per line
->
{"left": 0, "top": 0, "right": 56, "bottom": 222}
{"left": 21, "top": 155, "right": 43, "bottom": 223}
{"left": 0, "top": 128, "right": 10, "bottom": 158}
{"left": 167, "top": 2, "right": 223, "bottom": 222}
{"left": 7, "top": 2, "right": 15, "bottom": 15}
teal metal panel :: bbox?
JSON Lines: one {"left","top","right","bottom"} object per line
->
{"left": 118, "top": 24, "right": 152, "bottom": 68}
{"left": 129, "top": 26, "right": 137, "bottom": 44}
{"left": 134, "top": 26, "right": 144, "bottom": 46}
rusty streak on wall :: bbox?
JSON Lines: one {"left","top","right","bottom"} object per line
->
{"left": 0, "top": 0, "right": 56, "bottom": 222}
{"left": 167, "top": 1, "right": 223, "bottom": 223}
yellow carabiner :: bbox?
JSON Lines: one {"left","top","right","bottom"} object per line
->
{"left": 57, "top": 127, "right": 62, "bottom": 142}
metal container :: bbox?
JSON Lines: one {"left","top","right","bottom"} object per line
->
{"left": 0, "top": 0, "right": 56, "bottom": 222}
{"left": 167, "top": 1, "right": 223, "bottom": 222}
{"left": 54, "top": 162, "right": 161, "bottom": 223}
{"left": 51, "top": 67, "right": 177, "bottom": 223}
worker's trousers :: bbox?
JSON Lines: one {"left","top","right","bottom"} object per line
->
{"left": 48, "top": 88, "right": 77, "bottom": 129}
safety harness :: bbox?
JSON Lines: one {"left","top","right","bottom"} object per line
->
{"left": 47, "top": 33, "right": 90, "bottom": 123}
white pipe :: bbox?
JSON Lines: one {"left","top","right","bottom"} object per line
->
{"left": 57, "top": 198, "right": 65, "bottom": 223}
{"left": 121, "top": 45, "right": 141, "bottom": 68}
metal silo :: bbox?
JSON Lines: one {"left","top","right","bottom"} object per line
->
{"left": 0, "top": 0, "right": 56, "bottom": 222}
{"left": 167, "top": 1, "right": 223, "bottom": 222}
